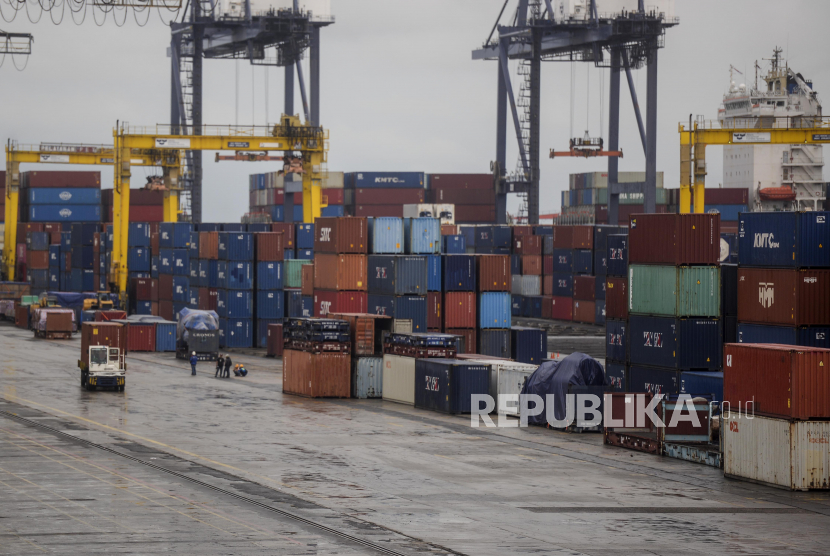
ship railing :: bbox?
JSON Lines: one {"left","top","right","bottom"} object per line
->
{"left": 682, "top": 117, "right": 830, "bottom": 131}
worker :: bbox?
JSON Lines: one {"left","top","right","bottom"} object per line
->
{"left": 233, "top": 363, "right": 247, "bottom": 377}
{"left": 190, "top": 351, "right": 198, "bottom": 376}
{"left": 222, "top": 355, "right": 232, "bottom": 379}
{"left": 215, "top": 354, "right": 224, "bottom": 378}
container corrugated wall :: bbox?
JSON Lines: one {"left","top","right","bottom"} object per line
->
{"left": 444, "top": 292, "right": 476, "bottom": 329}
{"left": 314, "top": 254, "right": 368, "bottom": 291}
{"left": 628, "top": 316, "right": 721, "bottom": 370}
{"left": 367, "top": 255, "right": 427, "bottom": 295}
{"left": 382, "top": 354, "right": 416, "bottom": 405}
{"left": 314, "top": 217, "right": 368, "bottom": 254}
{"left": 283, "top": 350, "right": 350, "bottom": 397}
{"left": 284, "top": 260, "right": 306, "bottom": 288}
{"left": 489, "top": 361, "right": 539, "bottom": 414}
{"left": 369, "top": 217, "right": 404, "bottom": 254}
{"left": 737, "top": 268, "right": 830, "bottom": 326}
{"left": 519, "top": 276, "right": 541, "bottom": 296}
{"left": 352, "top": 357, "right": 383, "bottom": 398}
{"left": 414, "top": 359, "right": 490, "bottom": 414}
{"left": 155, "top": 321, "right": 177, "bottom": 352}
{"left": 629, "top": 214, "right": 720, "bottom": 265}
{"left": 405, "top": 218, "right": 441, "bottom": 254}
{"left": 629, "top": 265, "right": 720, "bottom": 317}
{"left": 477, "top": 255, "right": 511, "bottom": 292}
{"left": 479, "top": 292, "right": 511, "bottom": 329}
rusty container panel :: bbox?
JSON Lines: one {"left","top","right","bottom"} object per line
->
{"left": 313, "top": 254, "right": 367, "bottom": 291}
{"left": 158, "top": 274, "right": 173, "bottom": 300}
{"left": 553, "top": 226, "right": 573, "bottom": 249}
{"left": 270, "top": 223, "right": 295, "bottom": 248}
{"left": 476, "top": 255, "right": 511, "bottom": 292}
{"left": 446, "top": 328, "right": 476, "bottom": 355}
{"left": 330, "top": 313, "right": 391, "bottom": 356}
{"left": 441, "top": 225, "right": 458, "bottom": 236}
{"left": 313, "top": 290, "right": 368, "bottom": 317}
{"left": 543, "top": 255, "right": 553, "bottom": 275}
{"left": 551, "top": 296, "right": 573, "bottom": 321}
{"left": 255, "top": 232, "right": 285, "bottom": 261}
{"left": 543, "top": 275, "right": 553, "bottom": 296}
{"left": 512, "top": 235, "right": 542, "bottom": 255}
{"left": 282, "top": 350, "right": 351, "bottom": 398}
{"left": 15, "top": 305, "right": 29, "bottom": 329}
{"left": 301, "top": 264, "right": 315, "bottom": 296}
{"left": 541, "top": 296, "right": 552, "bottom": 319}
{"left": 571, "top": 226, "right": 594, "bottom": 249}
{"left": 724, "top": 343, "right": 830, "bottom": 420}
{"left": 629, "top": 213, "right": 720, "bottom": 265}
{"left": 44, "top": 312, "right": 73, "bottom": 332}
{"left": 123, "top": 322, "right": 156, "bottom": 352}
{"left": 738, "top": 268, "right": 830, "bottom": 326}
{"left": 80, "top": 322, "right": 127, "bottom": 367}
{"left": 266, "top": 323, "right": 284, "bottom": 357}
{"left": 521, "top": 255, "right": 542, "bottom": 276}
{"left": 198, "top": 232, "right": 219, "bottom": 259}
{"left": 27, "top": 251, "right": 49, "bottom": 270}
{"left": 130, "top": 278, "right": 158, "bottom": 301}
{"left": 444, "top": 292, "right": 476, "bottom": 329}
{"left": 605, "top": 277, "right": 628, "bottom": 320}
{"left": 314, "top": 217, "right": 368, "bottom": 254}
{"left": 573, "top": 300, "right": 596, "bottom": 324}
{"left": 427, "top": 292, "right": 442, "bottom": 330}
{"left": 573, "top": 275, "right": 596, "bottom": 301}
{"left": 512, "top": 225, "right": 533, "bottom": 238}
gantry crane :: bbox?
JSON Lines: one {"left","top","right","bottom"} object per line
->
{"left": 4, "top": 143, "right": 181, "bottom": 282}
{"left": 678, "top": 117, "right": 830, "bottom": 213}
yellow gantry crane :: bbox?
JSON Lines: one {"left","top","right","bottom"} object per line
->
{"left": 678, "top": 118, "right": 830, "bottom": 213}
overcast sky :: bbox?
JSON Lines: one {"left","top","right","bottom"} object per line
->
{"left": 2, "top": 0, "right": 828, "bottom": 221}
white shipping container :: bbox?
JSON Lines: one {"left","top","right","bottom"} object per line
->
{"left": 511, "top": 276, "right": 523, "bottom": 295}
{"left": 433, "top": 204, "right": 455, "bottom": 226}
{"left": 479, "top": 360, "right": 538, "bottom": 416}
{"left": 323, "top": 171, "right": 344, "bottom": 189}
{"left": 382, "top": 354, "right": 416, "bottom": 405}
{"left": 520, "top": 275, "right": 542, "bottom": 296}
{"left": 723, "top": 413, "right": 830, "bottom": 491}
{"left": 402, "top": 204, "right": 434, "bottom": 219}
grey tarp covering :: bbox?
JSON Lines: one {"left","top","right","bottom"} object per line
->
{"left": 177, "top": 308, "right": 220, "bottom": 342}
{"left": 519, "top": 352, "right": 605, "bottom": 425}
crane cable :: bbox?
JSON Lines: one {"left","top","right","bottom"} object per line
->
{"left": 569, "top": 61, "right": 575, "bottom": 140}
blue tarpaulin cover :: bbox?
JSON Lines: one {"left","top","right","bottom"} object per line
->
{"left": 177, "top": 308, "right": 220, "bottom": 342}
{"left": 520, "top": 352, "right": 604, "bottom": 424}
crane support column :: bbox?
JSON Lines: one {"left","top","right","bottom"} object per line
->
{"left": 285, "top": 64, "right": 295, "bottom": 115}
{"left": 644, "top": 40, "right": 658, "bottom": 214}
{"left": 3, "top": 160, "right": 19, "bottom": 281}
{"left": 112, "top": 137, "right": 132, "bottom": 298}
{"left": 310, "top": 25, "right": 320, "bottom": 126}
{"left": 191, "top": 1, "right": 204, "bottom": 224}
{"left": 679, "top": 138, "right": 692, "bottom": 214}
{"left": 528, "top": 28, "right": 542, "bottom": 225}
{"left": 163, "top": 166, "right": 180, "bottom": 222}
{"left": 607, "top": 48, "right": 621, "bottom": 226}
{"left": 495, "top": 36, "right": 508, "bottom": 225}
{"left": 693, "top": 138, "right": 707, "bottom": 214}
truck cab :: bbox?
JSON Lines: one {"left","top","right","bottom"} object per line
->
{"left": 82, "top": 346, "right": 126, "bottom": 391}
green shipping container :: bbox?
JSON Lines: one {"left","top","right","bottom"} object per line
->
{"left": 590, "top": 188, "right": 667, "bottom": 206}
{"left": 284, "top": 259, "right": 308, "bottom": 289}
{"left": 628, "top": 265, "right": 720, "bottom": 317}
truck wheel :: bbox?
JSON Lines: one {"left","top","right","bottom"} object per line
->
{"left": 119, "top": 385, "right": 125, "bottom": 392}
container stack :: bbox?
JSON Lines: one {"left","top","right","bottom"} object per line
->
{"left": 622, "top": 213, "right": 723, "bottom": 397}
{"left": 218, "top": 230, "right": 254, "bottom": 348}
{"left": 559, "top": 171, "right": 674, "bottom": 224}
{"left": 734, "top": 211, "right": 830, "bottom": 349}
{"left": 254, "top": 231, "right": 285, "bottom": 348}
{"left": 347, "top": 172, "right": 426, "bottom": 218}
{"left": 477, "top": 255, "right": 512, "bottom": 358}
{"left": 153, "top": 223, "right": 184, "bottom": 321}
{"left": 248, "top": 171, "right": 345, "bottom": 222}
{"left": 25, "top": 229, "right": 50, "bottom": 294}
{"left": 70, "top": 223, "right": 101, "bottom": 293}
{"left": 698, "top": 188, "right": 749, "bottom": 234}
{"left": 282, "top": 317, "right": 351, "bottom": 398}
{"left": 604, "top": 232, "right": 628, "bottom": 391}
{"left": 21, "top": 171, "right": 102, "bottom": 224}
{"left": 195, "top": 227, "right": 220, "bottom": 315}
{"left": 427, "top": 174, "right": 495, "bottom": 224}
{"left": 102, "top": 189, "right": 166, "bottom": 223}
{"left": 331, "top": 313, "right": 392, "bottom": 399}
{"left": 443, "top": 253, "right": 477, "bottom": 354}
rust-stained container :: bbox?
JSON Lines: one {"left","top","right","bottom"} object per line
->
{"left": 551, "top": 296, "right": 573, "bottom": 321}
{"left": 255, "top": 232, "right": 285, "bottom": 261}
{"left": 15, "top": 305, "right": 29, "bottom": 329}
{"left": 543, "top": 275, "right": 553, "bottom": 296}
{"left": 543, "top": 255, "right": 553, "bottom": 275}
{"left": 573, "top": 275, "right": 596, "bottom": 301}
{"left": 571, "top": 226, "right": 594, "bottom": 249}
{"left": 444, "top": 292, "right": 476, "bottom": 329}
{"left": 270, "top": 223, "right": 295, "bottom": 248}
{"left": 266, "top": 323, "right": 284, "bottom": 357}
{"left": 80, "top": 322, "right": 128, "bottom": 368}
{"left": 159, "top": 300, "right": 174, "bottom": 321}
{"left": 573, "top": 300, "right": 596, "bottom": 324}
{"left": 27, "top": 251, "right": 49, "bottom": 270}
{"left": 330, "top": 313, "right": 391, "bottom": 356}
{"left": 441, "top": 224, "right": 458, "bottom": 236}
{"left": 629, "top": 213, "right": 720, "bottom": 265}
{"left": 513, "top": 235, "right": 542, "bottom": 255}
{"left": 477, "top": 255, "right": 511, "bottom": 292}
{"left": 158, "top": 274, "right": 173, "bottom": 301}
{"left": 282, "top": 349, "right": 350, "bottom": 398}
{"left": 313, "top": 254, "right": 367, "bottom": 291}
{"left": 23, "top": 170, "right": 100, "bottom": 188}
{"left": 724, "top": 343, "right": 830, "bottom": 420}
{"left": 541, "top": 296, "right": 553, "bottom": 319}
{"left": 314, "top": 217, "right": 368, "bottom": 254}
{"left": 552, "top": 226, "right": 573, "bottom": 249}
{"left": 313, "top": 290, "right": 368, "bottom": 317}
{"left": 512, "top": 225, "right": 533, "bottom": 238}
{"left": 446, "top": 328, "right": 476, "bottom": 355}
{"left": 521, "top": 255, "right": 542, "bottom": 276}
{"left": 605, "top": 277, "right": 628, "bottom": 320}
{"left": 301, "top": 264, "right": 315, "bottom": 296}
{"left": 94, "top": 310, "right": 127, "bottom": 322}
{"left": 737, "top": 268, "right": 830, "bottom": 326}
{"left": 199, "top": 231, "right": 219, "bottom": 259}
{"left": 130, "top": 278, "right": 158, "bottom": 301}
{"left": 427, "top": 292, "right": 442, "bottom": 330}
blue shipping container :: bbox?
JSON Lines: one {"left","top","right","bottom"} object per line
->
{"left": 605, "top": 362, "right": 626, "bottom": 392}
{"left": 510, "top": 255, "right": 521, "bottom": 276}
{"left": 160, "top": 222, "right": 192, "bottom": 250}
{"left": 197, "top": 259, "right": 209, "bottom": 288}
{"left": 28, "top": 269, "right": 49, "bottom": 289}
{"left": 172, "top": 276, "right": 189, "bottom": 303}
{"left": 216, "top": 289, "right": 228, "bottom": 317}
{"left": 552, "top": 272, "right": 573, "bottom": 297}
{"left": 553, "top": 249, "right": 573, "bottom": 273}
{"left": 48, "top": 244, "right": 61, "bottom": 265}
{"left": 198, "top": 223, "right": 221, "bottom": 232}
{"left": 414, "top": 359, "right": 490, "bottom": 414}
{"left": 628, "top": 366, "right": 680, "bottom": 395}
{"left": 61, "top": 231, "right": 72, "bottom": 249}
{"left": 573, "top": 249, "right": 593, "bottom": 274}
{"left": 606, "top": 235, "right": 628, "bottom": 277}
{"left": 69, "top": 268, "right": 83, "bottom": 291}
{"left": 478, "top": 329, "right": 511, "bottom": 359}
{"left": 535, "top": 226, "right": 553, "bottom": 236}
{"left": 606, "top": 318, "right": 626, "bottom": 363}
{"left": 49, "top": 268, "right": 60, "bottom": 289}
{"left": 256, "top": 261, "right": 284, "bottom": 290}
{"left": 628, "top": 316, "right": 721, "bottom": 370}
{"left": 134, "top": 300, "right": 153, "bottom": 315}
{"left": 256, "top": 291, "right": 284, "bottom": 319}
{"left": 151, "top": 256, "right": 159, "bottom": 279}
{"left": 71, "top": 223, "right": 98, "bottom": 246}
{"left": 593, "top": 225, "right": 627, "bottom": 252}
{"left": 738, "top": 211, "right": 830, "bottom": 268}
{"left": 680, "top": 371, "right": 723, "bottom": 402}
{"left": 129, "top": 223, "right": 151, "bottom": 247}
{"left": 736, "top": 323, "right": 797, "bottom": 345}
{"left": 172, "top": 249, "right": 189, "bottom": 276}
{"left": 301, "top": 296, "right": 314, "bottom": 317}
{"left": 29, "top": 205, "right": 100, "bottom": 222}
{"left": 297, "top": 249, "right": 315, "bottom": 260}
{"left": 283, "top": 248, "right": 295, "bottom": 260}
{"left": 706, "top": 204, "right": 746, "bottom": 222}
{"left": 189, "top": 232, "right": 200, "bottom": 258}
{"left": 595, "top": 277, "right": 606, "bottom": 300}
{"left": 71, "top": 246, "right": 94, "bottom": 270}
{"left": 443, "top": 255, "right": 476, "bottom": 291}
{"left": 246, "top": 223, "right": 270, "bottom": 233}
{"left": 511, "top": 326, "right": 546, "bottom": 364}
{"left": 225, "top": 290, "right": 253, "bottom": 319}
{"left": 367, "top": 255, "right": 428, "bottom": 295}
{"left": 219, "top": 232, "right": 254, "bottom": 261}
{"left": 128, "top": 247, "right": 151, "bottom": 272}
{"left": 321, "top": 205, "right": 345, "bottom": 217}
{"left": 511, "top": 295, "right": 523, "bottom": 316}
{"left": 444, "top": 235, "right": 465, "bottom": 254}
{"left": 285, "top": 290, "right": 304, "bottom": 318}
{"left": 479, "top": 292, "right": 511, "bottom": 329}
{"left": 27, "top": 188, "right": 101, "bottom": 205}
{"left": 155, "top": 321, "right": 177, "bottom": 352}
{"left": 405, "top": 218, "right": 441, "bottom": 254}
{"left": 256, "top": 318, "right": 282, "bottom": 348}
{"left": 352, "top": 171, "right": 425, "bottom": 189}
{"left": 160, "top": 249, "right": 173, "bottom": 274}
{"left": 427, "top": 255, "right": 441, "bottom": 291}
{"left": 82, "top": 269, "right": 95, "bottom": 291}
{"left": 296, "top": 224, "right": 315, "bottom": 249}
{"left": 369, "top": 217, "right": 404, "bottom": 254}
{"left": 459, "top": 226, "right": 476, "bottom": 248}
{"left": 270, "top": 205, "right": 285, "bottom": 222}
{"left": 221, "top": 224, "right": 245, "bottom": 232}
{"left": 595, "top": 300, "right": 606, "bottom": 325}
{"left": 594, "top": 250, "right": 607, "bottom": 277}
{"left": 189, "top": 287, "right": 200, "bottom": 308}
{"left": 224, "top": 319, "right": 253, "bottom": 348}
{"left": 226, "top": 261, "right": 254, "bottom": 290}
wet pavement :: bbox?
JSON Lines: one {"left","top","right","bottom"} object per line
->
{"left": 1, "top": 321, "right": 829, "bottom": 555}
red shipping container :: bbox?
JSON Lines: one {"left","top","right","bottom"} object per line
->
{"left": 543, "top": 255, "right": 553, "bottom": 275}
{"left": 699, "top": 188, "right": 748, "bottom": 205}
{"left": 302, "top": 264, "right": 315, "bottom": 296}
{"left": 512, "top": 226, "right": 533, "bottom": 238}
{"left": 50, "top": 232, "right": 61, "bottom": 245}
{"left": 282, "top": 350, "right": 350, "bottom": 398}
{"left": 255, "top": 232, "right": 285, "bottom": 261}
{"left": 431, "top": 188, "right": 495, "bottom": 205}
{"left": 552, "top": 226, "right": 573, "bottom": 249}
{"left": 314, "top": 254, "right": 367, "bottom": 291}
{"left": 27, "top": 251, "right": 49, "bottom": 270}
{"left": 455, "top": 205, "right": 496, "bottom": 223}
{"left": 205, "top": 288, "right": 219, "bottom": 312}
{"left": 158, "top": 274, "right": 173, "bottom": 301}
{"left": 95, "top": 310, "right": 127, "bottom": 322}
{"left": 571, "top": 226, "right": 594, "bottom": 249}
{"left": 573, "top": 275, "right": 596, "bottom": 301}
{"left": 446, "top": 328, "right": 476, "bottom": 355}
{"left": 18, "top": 223, "right": 44, "bottom": 240}
{"left": 444, "top": 292, "right": 476, "bottom": 329}
{"left": 441, "top": 225, "right": 458, "bottom": 236}
{"left": 428, "top": 174, "right": 492, "bottom": 190}
{"left": 592, "top": 204, "right": 668, "bottom": 225}
{"left": 477, "top": 255, "right": 511, "bottom": 292}
{"left": 267, "top": 323, "right": 284, "bottom": 357}
{"left": 572, "top": 300, "right": 596, "bottom": 324}
{"left": 724, "top": 343, "right": 830, "bottom": 420}
{"left": 124, "top": 322, "right": 156, "bottom": 352}
{"left": 354, "top": 204, "right": 403, "bottom": 218}
{"left": 427, "top": 292, "right": 442, "bottom": 330}
{"left": 313, "top": 290, "right": 368, "bottom": 317}
{"left": 23, "top": 170, "right": 100, "bottom": 188}
{"left": 521, "top": 256, "right": 542, "bottom": 276}
{"left": 605, "top": 277, "right": 628, "bottom": 320}
{"left": 513, "top": 235, "right": 542, "bottom": 255}
{"left": 628, "top": 213, "right": 720, "bottom": 265}
{"left": 130, "top": 278, "right": 158, "bottom": 301}
{"left": 150, "top": 230, "right": 160, "bottom": 257}
{"left": 80, "top": 322, "right": 128, "bottom": 366}
{"left": 159, "top": 300, "right": 174, "bottom": 321}
{"left": 314, "top": 217, "right": 368, "bottom": 254}
{"left": 197, "top": 288, "right": 210, "bottom": 311}
{"left": 543, "top": 275, "right": 553, "bottom": 296}
{"left": 541, "top": 296, "right": 553, "bottom": 319}
{"left": 42, "top": 223, "right": 61, "bottom": 233}
{"left": 106, "top": 205, "right": 164, "bottom": 222}
{"left": 16, "top": 243, "right": 26, "bottom": 264}
{"left": 199, "top": 231, "right": 219, "bottom": 259}
{"left": 270, "top": 223, "right": 295, "bottom": 248}
{"left": 551, "top": 296, "right": 573, "bottom": 321}
{"left": 354, "top": 188, "right": 425, "bottom": 205}
{"left": 737, "top": 268, "right": 830, "bottom": 326}
{"left": 322, "top": 189, "right": 344, "bottom": 205}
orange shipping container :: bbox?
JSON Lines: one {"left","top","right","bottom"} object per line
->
{"left": 543, "top": 275, "right": 553, "bottom": 296}
{"left": 199, "top": 231, "right": 219, "bottom": 259}
{"left": 477, "top": 255, "right": 511, "bottom": 292}
{"left": 313, "top": 254, "right": 368, "bottom": 291}
{"left": 255, "top": 232, "right": 285, "bottom": 261}
{"left": 521, "top": 255, "right": 542, "bottom": 276}
{"left": 553, "top": 226, "right": 573, "bottom": 249}
{"left": 444, "top": 292, "right": 476, "bottom": 329}
{"left": 441, "top": 225, "right": 458, "bottom": 236}
{"left": 301, "top": 264, "right": 315, "bottom": 296}
{"left": 571, "top": 226, "right": 594, "bottom": 249}
{"left": 314, "top": 217, "right": 368, "bottom": 254}
{"left": 572, "top": 300, "right": 595, "bottom": 324}
{"left": 282, "top": 350, "right": 350, "bottom": 398}
{"left": 330, "top": 313, "right": 391, "bottom": 356}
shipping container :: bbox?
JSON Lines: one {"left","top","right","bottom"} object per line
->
{"left": 426, "top": 255, "right": 441, "bottom": 292}
{"left": 79, "top": 322, "right": 128, "bottom": 367}
{"left": 128, "top": 247, "right": 151, "bottom": 273}
{"left": 27, "top": 251, "right": 49, "bottom": 270}
{"left": 314, "top": 217, "right": 368, "bottom": 254}
{"left": 427, "top": 291, "right": 442, "bottom": 330}
{"left": 218, "top": 232, "right": 254, "bottom": 261}
{"left": 431, "top": 188, "right": 495, "bottom": 205}
{"left": 171, "top": 249, "right": 189, "bottom": 276}
{"left": 223, "top": 318, "right": 253, "bottom": 348}
{"left": 679, "top": 371, "right": 723, "bottom": 402}
{"left": 572, "top": 250, "right": 593, "bottom": 274}
{"left": 284, "top": 259, "right": 306, "bottom": 288}
{"left": 296, "top": 249, "right": 314, "bottom": 261}
{"left": 477, "top": 255, "right": 511, "bottom": 292}
{"left": 543, "top": 235, "right": 554, "bottom": 256}
{"left": 573, "top": 275, "right": 596, "bottom": 301}
{"left": 552, "top": 249, "right": 573, "bottom": 273}
{"left": 510, "top": 255, "right": 522, "bottom": 276}
{"left": 405, "top": 218, "right": 441, "bottom": 254}
{"left": 226, "top": 261, "right": 254, "bottom": 290}
{"left": 519, "top": 275, "right": 541, "bottom": 297}
{"left": 271, "top": 223, "right": 295, "bottom": 248}
{"left": 313, "top": 290, "right": 368, "bottom": 317}
{"left": 628, "top": 365, "right": 680, "bottom": 395}
{"left": 189, "top": 231, "right": 200, "bottom": 259}
{"left": 352, "top": 172, "right": 425, "bottom": 189}
{"left": 154, "top": 321, "right": 177, "bottom": 352}
{"left": 479, "top": 292, "right": 511, "bottom": 329}
{"left": 301, "top": 264, "right": 314, "bottom": 296}
{"left": 510, "top": 327, "right": 546, "bottom": 365}
{"left": 443, "top": 292, "right": 476, "bottom": 329}
{"left": 256, "top": 319, "right": 281, "bottom": 348}
{"left": 521, "top": 255, "right": 542, "bottom": 276}
{"left": 485, "top": 360, "right": 539, "bottom": 414}
{"left": 199, "top": 231, "right": 219, "bottom": 259}
{"left": 629, "top": 213, "right": 720, "bottom": 265}
{"left": 736, "top": 323, "right": 797, "bottom": 345}
{"left": 606, "top": 234, "right": 628, "bottom": 276}
{"left": 552, "top": 226, "right": 573, "bottom": 249}
{"left": 444, "top": 235, "right": 466, "bottom": 254}
{"left": 368, "top": 217, "right": 404, "bottom": 254}
{"left": 606, "top": 318, "right": 626, "bottom": 363}
{"left": 477, "top": 329, "right": 510, "bottom": 358}
{"left": 266, "top": 323, "right": 284, "bottom": 357}
{"left": 130, "top": 278, "right": 158, "bottom": 301}
{"left": 29, "top": 205, "right": 100, "bottom": 222}
{"left": 605, "top": 362, "right": 626, "bottom": 392}
{"left": 721, "top": 263, "right": 738, "bottom": 317}
{"left": 571, "top": 226, "right": 594, "bottom": 249}
{"left": 366, "top": 255, "right": 426, "bottom": 295}
{"left": 549, "top": 296, "right": 572, "bottom": 321}
{"left": 552, "top": 272, "right": 573, "bottom": 297}
{"left": 314, "top": 254, "right": 368, "bottom": 291}
{"left": 737, "top": 211, "right": 830, "bottom": 268}
{"left": 723, "top": 413, "right": 830, "bottom": 490}
{"left": 737, "top": 268, "right": 830, "bottom": 326}
{"left": 23, "top": 170, "right": 100, "bottom": 188}
{"left": 159, "top": 222, "right": 192, "bottom": 249}
{"left": 284, "top": 290, "right": 303, "bottom": 318}
{"left": 209, "top": 260, "right": 227, "bottom": 289}
{"left": 542, "top": 275, "right": 553, "bottom": 296}
{"left": 447, "top": 328, "right": 476, "bottom": 354}
{"left": 382, "top": 353, "right": 417, "bottom": 404}
{"left": 255, "top": 261, "right": 284, "bottom": 291}
{"left": 123, "top": 321, "right": 156, "bottom": 352}
{"left": 352, "top": 357, "right": 383, "bottom": 398}
{"left": 172, "top": 276, "right": 189, "bottom": 303}
{"left": 629, "top": 315, "right": 722, "bottom": 370}
{"left": 354, "top": 204, "right": 404, "bottom": 218}
{"left": 414, "top": 359, "right": 490, "bottom": 414}
{"left": 572, "top": 300, "right": 595, "bottom": 324}
{"left": 255, "top": 232, "right": 285, "bottom": 261}
{"left": 628, "top": 265, "right": 720, "bottom": 318}
{"left": 255, "top": 290, "right": 284, "bottom": 319}
{"left": 605, "top": 277, "right": 628, "bottom": 320}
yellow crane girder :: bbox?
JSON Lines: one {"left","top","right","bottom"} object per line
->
{"left": 3, "top": 144, "right": 181, "bottom": 283}
{"left": 678, "top": 119, "right": 830, "bottom": 214}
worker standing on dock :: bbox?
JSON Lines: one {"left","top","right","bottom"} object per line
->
{"left": 190, "top": 352, "right": 198, "bottom": 376}
{"left": 215, "top": 354, "right": 225, "bottom": 378}
{"left": 223, "top": 355, "right": 232, "bottom": 379}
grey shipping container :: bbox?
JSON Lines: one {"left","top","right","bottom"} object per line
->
{"left": 352, "top": 357, "right": 383, "bottom": 398}
{"left": 414, "top": 359, "right": 490, "bottom": 414}
{"left": 478, "top": 329, "right": 511, "bottom": 359}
